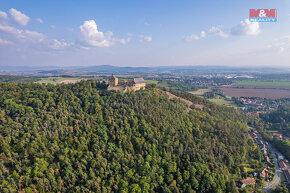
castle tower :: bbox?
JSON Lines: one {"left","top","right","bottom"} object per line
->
{"left": 108, "top": 74, "right": 118, "bottom": 87}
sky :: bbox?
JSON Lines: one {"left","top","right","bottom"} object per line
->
{"left": 0, "top": 0, "right": 289, "bottom": 68}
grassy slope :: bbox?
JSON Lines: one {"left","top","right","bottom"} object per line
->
{"left": 208, "top": 98, "right": 238, "bottom": 108}
{"left": 189, "top": 89, "right": 211, "bottom": 96}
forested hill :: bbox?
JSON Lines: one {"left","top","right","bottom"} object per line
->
{"left": 0, "top": 81, "right": 262, "bottom": 192}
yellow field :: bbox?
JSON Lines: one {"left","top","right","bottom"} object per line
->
{"left": 37, "top": 77, "right": 102, "bottom": 84}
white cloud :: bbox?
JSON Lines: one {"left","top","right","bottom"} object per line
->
{"left": 50, "top": 25, "right": 56, "bottom": 29}
{"left": 261, "top": 35, "right": 290, "bottom": 54}
{"left": 0, "top": 11, "right": 8, "bottom": 20}
{"left": 9, "top": 8, "right": 30, "bottom": 26}
{"left": 119, "top": 33, "right": 133, "bottom": 44}
{"left": 79, "top": 20, "right": 113, "bottom": 47}
{"left": 0, "top": 23, "right": 70, "bottom": 50}
{"left": 36, "top": 18, "right": 43, "bottom": 24}
{"left": 185, "top": 31, "right": 206, "bottom": 41}
{"left": 0, "top": 23, "right": 18, "bottom": 33}
{"left": 209, "top": 26, "right": 229, "bottom": 38}
{"left": 0, "top": 38, "right": 13, "bottom": 45}
{"left": 186, "top": 20, "right": 259, "bottom": 41}
{"left": 78, "top": 20, "right": 131, "bottom": 47}
{"left": 275, "top": 35, "right": 290, "bottom": 52}
{"left": 139, "top": 34, "right": 152, "bottom": 42}
{"left": 24, "top": 30, "right": 70, "bottom": 50}
{"left": 231, "top": 19, "right": 260, "bottom": 36}
{"left": 117, "top": 36, "right": 131, "bottom": 44}
{"left": 185, "top": 35, "right": 200, "bottom": 41}
{"left": 47, "top": 39, "right": 70, "bottom": 50}
{"left": 0, "top": 23, "right": 23, "bottom": 37}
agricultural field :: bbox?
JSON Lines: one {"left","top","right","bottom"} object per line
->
{"left": 37, "top": 77, "right": 84, "bottom": 84}
{"left": 37, "top": 76, "right": 102, "bottom": 84}
{"left": 235, "top": 81, "right": 290, "bottom": 87}
{"left": 220, "top": 86, "right": 290, "bottom": 99}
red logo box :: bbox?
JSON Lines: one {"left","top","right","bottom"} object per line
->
{"left": 250, "top": 9, "right": 277, "bottom": 18}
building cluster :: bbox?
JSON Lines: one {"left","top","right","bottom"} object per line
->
{"left": 240, "top": 98, "right": 267, "bottom": 113}
{"left": 162, "top": 76, "right": 235, "bottom": 87}
{"left": 239, "top": 97, "right": 289, "bottom": 114}
{"left": 250, "top": 129, "right": 272, "bottom": 166}
{"left": 240, "top": 98, "right": 263, "bottom": 107}
{"left": 249, "top": 129, "right": 290, "bottom": 186}
{"left": 239, "top": 98, "right": 274, "bottom": 113}
{"left": 238, "top": 129, "right": 275, "bottom": 188}
{"left": 278, "top": 156, "right": 290, "bottom": 185}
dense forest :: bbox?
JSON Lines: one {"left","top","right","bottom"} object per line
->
{"left": 0, "top": 75, "right": 41, "bottom": 83}
{"left": 262, "top": 105, "right": 290, "bottom": 137}
{"left": 157, "top": 80, "right": 199, "bottom": 92}
{"left": 260, "top": 105, "right": 290, "bottom": 161}
{"left": 0, "top": 81, "right": 263, "bottom": 192}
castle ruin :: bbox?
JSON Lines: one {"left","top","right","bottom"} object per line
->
{"left": 107, "top": 74, "right": 146, "bottom": 91}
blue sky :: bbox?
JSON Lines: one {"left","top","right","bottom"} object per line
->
{"left": 0, "top": 0, "right": 289, "bottom": 67}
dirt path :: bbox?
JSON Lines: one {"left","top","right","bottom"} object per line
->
{"left": 164, "top": 91, "right": 203, "bottom": 112}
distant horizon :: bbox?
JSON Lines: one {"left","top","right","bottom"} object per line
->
{"left": 1, "top": 64, "right": 290, "bottom": 74}
{"left": 1, "top": 64, "right": 290, "bottom": 68}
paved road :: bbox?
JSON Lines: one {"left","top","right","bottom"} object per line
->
{"left": 261, "top": 144, "right": 282, "bottom": 192}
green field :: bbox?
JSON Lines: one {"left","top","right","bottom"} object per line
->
{"left": 189, "top": 89, "right": 211, "bottom": 96}
{"left": 266, "top": 130, "right": 279, "bottom": 133}
{"left": 235, "top": 81, "right": 290, "bottom": 87}
{"left": 157, "top": 80, "right": 169, "bottom": 88}
{"left": 242, "top": 167, "right": 255, "bottom": 173}
{"left": 145, "top": 80, "right": 159, "bottom": 85}
{"left": 209, "top": 97, "right": 238, "bottom": 108}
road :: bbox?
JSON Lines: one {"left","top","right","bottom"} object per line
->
{"left": 261, "top": 144, "right": 282, "bottom": 192}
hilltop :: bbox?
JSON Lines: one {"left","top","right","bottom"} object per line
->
{"left": 0, "top": 80, "right": 263, "bottom": 192}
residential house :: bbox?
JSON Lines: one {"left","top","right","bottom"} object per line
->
{"left": 272, "top": 133, "right": 283, "bottom": 139}
{"left": 239, "top": 177, "right": 256, "bottom": 188}
{"left": 260, "top": 168, "right": 269, "bottom": 178}
{"left": 279, "top": 160, "right": 289, "bottom": 170}
{"left": 265, "top": 156, "right": 271, "bottom": 164}
{"left": 283, "top": 169, "right": 290, "bottom": 184}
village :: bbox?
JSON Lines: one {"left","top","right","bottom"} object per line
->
{"left": 238, "top": 128, "right": 290, "bottom": 190}
{"left": 237, "top": 97, "right": 288, "bottom": 114}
